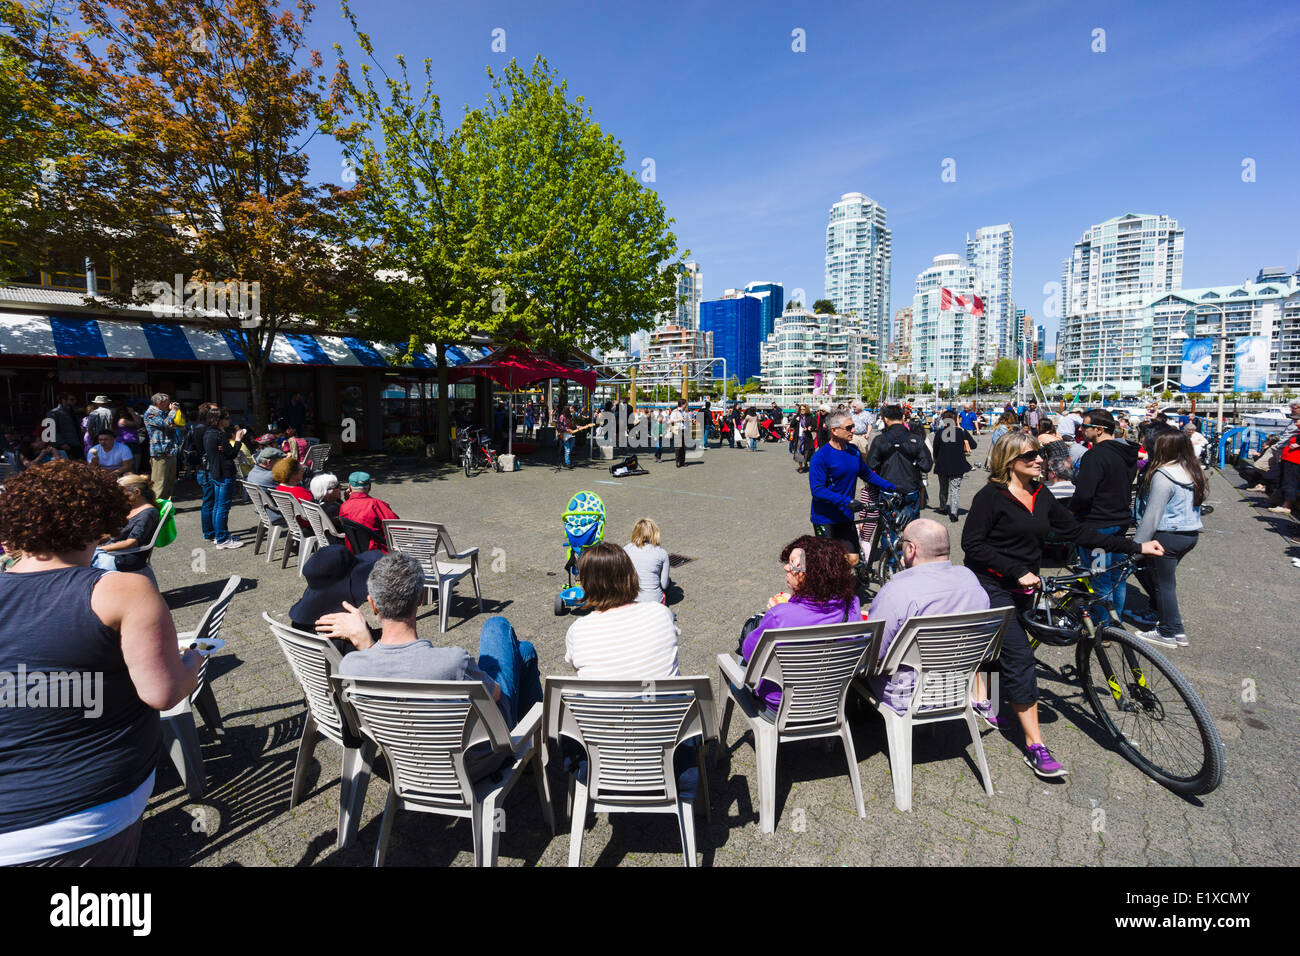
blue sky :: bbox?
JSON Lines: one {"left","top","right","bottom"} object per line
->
{"left": 300, "top": 0, "right": 1300, "bottom": 348}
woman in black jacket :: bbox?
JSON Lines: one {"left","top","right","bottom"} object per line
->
{"left": 203, "top": 407, "right": 247, "bottom": 549}
{"left": 932, "top": 409, "right": 974, "bottom": 522}
{"left": 961, "top": 430, "right": 1164, "bottom": 780}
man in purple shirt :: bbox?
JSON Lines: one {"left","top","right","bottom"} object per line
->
{"left": 865, "top": 519, "right": 990, "bottom": 714}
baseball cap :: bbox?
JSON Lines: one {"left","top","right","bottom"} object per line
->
{"left": 348, "top": 471, "right": 371, "bottom": 487}
{"left": 255, "top": 447, "right": 285, "bottom": 465}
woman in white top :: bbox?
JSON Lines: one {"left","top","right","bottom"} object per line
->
{"left": 565, "top": 542, "right": 679, "bottom": 679}
{"left": 623, "top": 517, "right": 670, "bottom": 604}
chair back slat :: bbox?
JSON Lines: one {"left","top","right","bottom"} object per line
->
{"left": 264, "top": 613, "right": 347, "bottom": 746}
{"left": 741, "top": 620, "right": 884, "bottom": 733}
{"left": 304, "top": 443, "right": 331, "bottom": 471}
{"left": 267, "top": 489, "right": 306, "bottom": 541}
{"left": 880, "top": 608, "right": 1013, "bottom": 716}
{"left": 240, "top": 480, "right": 270, "bottom": 521}
{"left": 298, "top": 499, "right": 340, "bottom": 548}
{"left": 544, "top": 677, "right": 716, "bottom": 807}
{"left": 336, "top": 677, "right": 509, "bottom": 811}
{"left": 383, "top": 520, "right": 444, "bottom": 583}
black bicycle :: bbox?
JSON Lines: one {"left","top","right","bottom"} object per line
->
{"left": 860, "top": 489, "right": 921, "bottom": 587}
{"left": 1021, "top": 555, "right": 1224, "bottom": 796}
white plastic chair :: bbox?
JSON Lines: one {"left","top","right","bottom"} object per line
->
{"left": 299, "top": 498, "right": 346, "bottom": 552}
{"left": 239, "top": 480, "right": 284, "bottom": 558}
{"left": 382, "top": 519, "right": 482, "bottom": 633}
{"left": 267, "top": 488, "right": 317, "bottom": 575}
{"left": 544, "top": 676, "right": 718, "bottom": 867}
{"left": 852, "top": 607, "right": 1012, "bottom": 812}
{"left": 335, "top": 675, "right": 554, "bottom": 867}
{"left": 716, "top": 618, "right": 884, "bottom": 833}
{"left": 264, "top": 613, "right": 376, "bottom": 850}
{"left": 303, "top": 442, "right": 331, "bottom": 473}
{"left": 159, "top": 575, "right": 242, "bottom": 799}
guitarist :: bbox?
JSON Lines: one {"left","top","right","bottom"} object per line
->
{"left": 556, "top": 404, "right": 597, "bottom": 470}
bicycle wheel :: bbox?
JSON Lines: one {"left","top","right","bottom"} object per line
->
{"left": 1078, "top": 626, "right": 1223, "bottom": 795}
{"left": 463, "top": 447, "right": 472, "bottom": 478}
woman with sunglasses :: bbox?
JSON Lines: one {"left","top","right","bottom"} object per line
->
{"left": 961, "top": 431, "right": 1165, "bottom": 779}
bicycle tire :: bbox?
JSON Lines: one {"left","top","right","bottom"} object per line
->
{"left": 1077, "top": 625, "right": 1223, "bottom": 796}
{"left": 463, "top": 448, "right": 472, "bottom": 478}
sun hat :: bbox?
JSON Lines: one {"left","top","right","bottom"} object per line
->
{"left": 91, "top": 395, "right": 111, "bottom": 405}
{"left": 290, "top": 545, "right": 383, "bottom": 628}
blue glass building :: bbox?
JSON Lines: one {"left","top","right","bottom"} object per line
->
{"left": 701, "top": 295, "right": 763, "bottom": 385}
{"left": 744, "top": 281, "right": 785, "bottom": 341}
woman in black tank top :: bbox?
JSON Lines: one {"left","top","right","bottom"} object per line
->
{"left": 0, "top": 460, "right": 202, "bottom": 865}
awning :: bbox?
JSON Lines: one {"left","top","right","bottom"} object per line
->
{"left": 0, "top": 313, "right": 490, "bottom": 370}
{"left": 446, "top": 343, "right": 597, "bottom": 390}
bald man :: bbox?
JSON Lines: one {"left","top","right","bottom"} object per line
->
{"left": 864, "top": 519, "right": 991, "bottom": 715}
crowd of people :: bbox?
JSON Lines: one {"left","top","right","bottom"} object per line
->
{"left": 0, "top": 382, "right": 1289, "bottom": 867}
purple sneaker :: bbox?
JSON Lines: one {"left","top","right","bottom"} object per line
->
{"left": 1024, "top": 744, "right": 1068, "bottom": 778}
{"left": 973, "top": 700, "right": 1000, "bottom": 729}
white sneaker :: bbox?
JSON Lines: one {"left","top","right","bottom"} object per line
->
{"left": 1267, "top": 506, "right": 1293, "bottom": 514}
{"left": 1174, "top": 633, "right": 1189, "bottom": 647}
{"left": 216, "top": 538, "right": 244, "bottom": 549}
{"left": 1136, "top": 628, "right": 1178, "bottom": 649}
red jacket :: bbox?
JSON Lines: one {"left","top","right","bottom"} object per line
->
{"left": 339, "top": 492, "right": 399, "bottom": 550}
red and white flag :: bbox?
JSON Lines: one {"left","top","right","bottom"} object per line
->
{"left": 940, "top": 288, "right": 985, "bottom": 316}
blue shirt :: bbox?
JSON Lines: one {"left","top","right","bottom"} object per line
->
{"left": 961, "top": 411, "right": 977, "bottom": 431}
{"left": 809, "top": 442, "right": 896, "bottom": 525}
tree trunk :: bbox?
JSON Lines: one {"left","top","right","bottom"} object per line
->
{"left": 248, "top": 355, "right": 268, "bottom": 434}
{"left": 436, "top": 341, "right": 450, "bottom": 461}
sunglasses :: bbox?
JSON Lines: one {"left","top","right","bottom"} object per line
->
{"left": 1015, "top": 450, "right": 1044, "bottom": 462}
{"left": 783, "top": 561, "right": 807, "bottom": 573}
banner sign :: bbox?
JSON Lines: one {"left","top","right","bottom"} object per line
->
{"left": 1233, "top": 336, "right": 1268, "bottom": 392}
{"left": 1179, "top": 337, "right": 1213, "bottom": 393}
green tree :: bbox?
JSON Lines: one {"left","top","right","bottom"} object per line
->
{"left": 327, "top": 1, "right": 496, "bottom": 460}
{"left": 919, "top": 381, "right": 934, "bottom": 394}
{"left": 812, "top": 298, "right": 835, "bottom": 314}
{"left": 989, "top": 358, "right": 1018, "bottom": 390}
{"left": 456, "top": 57, "right": 681, "bottom": 358}
{"left": 859, "top": 361, "right": 883, "bottom": 400}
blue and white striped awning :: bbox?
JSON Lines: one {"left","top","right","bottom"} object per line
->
{"left": 0, "top": 313, "right": 490, "bottom": 369}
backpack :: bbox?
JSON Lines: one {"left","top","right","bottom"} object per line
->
{"left": 875, "top": 431, "right": 925, "bottom": 488}
{"left": 180, "top": 425, "right": 206, "bottom": 471}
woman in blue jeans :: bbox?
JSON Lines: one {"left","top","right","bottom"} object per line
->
{"left": 203, "top": 407, "right": 248, "bottom": 549}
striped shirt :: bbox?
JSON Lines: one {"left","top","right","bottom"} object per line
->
{"left": 564, "top": 602, "right": 680, "bottom": 680}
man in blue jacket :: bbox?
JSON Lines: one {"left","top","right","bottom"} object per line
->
{"left": 809, "top": 411, "right": 897, "bottom": 567}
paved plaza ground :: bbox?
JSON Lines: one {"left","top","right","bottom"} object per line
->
{"left": 137, "top": 431, "right": 1299, "bottom": 866}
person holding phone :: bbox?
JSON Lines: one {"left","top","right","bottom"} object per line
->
{"left": 202, "top": 407, "right": 247, "bottom": 549}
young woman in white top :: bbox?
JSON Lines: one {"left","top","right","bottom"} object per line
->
{"left": 623, "top": 517, "right": 671, "bottom": 604}
{"left": 564, "top": 542, "right": 679, "bottom": 679}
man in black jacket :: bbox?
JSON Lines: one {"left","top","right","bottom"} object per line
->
{"left": 866, "top": 405, "right": 933, "bottom": 499}
{"left": 1070, "top": 408, "right": 1139, "bottom": 618}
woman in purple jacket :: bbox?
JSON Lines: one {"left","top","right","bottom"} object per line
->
{"left": 740, "top": 535, "right": 860, "bottom": 712}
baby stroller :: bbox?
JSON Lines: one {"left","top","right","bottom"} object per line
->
{"left": 554, "top": 490, "right": 606, "bottom": 615}
{"left": 758, "top": 415, "right": 784, "bottom": 442}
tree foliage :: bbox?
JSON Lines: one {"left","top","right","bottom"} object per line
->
{"left": 989, "top": 358, "right": 1018, "bottom": 390}
{"left": 456, "top": 57, "right": 681, "bottom": 354}
{"left": 812, "top": 298, "right": 835, "bottom": 314}
{"left": 64, "top": 0, "right": 362, "bottom": 429}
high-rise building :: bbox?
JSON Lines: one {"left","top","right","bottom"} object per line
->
{"left": 891, "top": 307, "right": 913, "bottom": 362}
{"left": 966, "top": 224, "right": 1014, "bottom": 361}
{"left": 1058, "top": 213, "right": 1184, "bottom": 390}
{"left": 700, "top": 290, "right": 763, "bottom": 385}
{"left": 760, "top": 307, "right": 866, "bottom": 398}
{"left": 643, "top": 325, "right": 713, "bottom": 386}
{"left": 744, "top": 281, "right": 784, "bottom": 341}
{"left": 1034, "top": 324, "right": 1046, "bottom": 363}
{"left": 659, "top": 261, "right": 703, "bottom": 330}
{"left": 824, "top": 192, "right": 891, "bottom": 362}
{"left": 909, "top": 254, "right": 980, "bottom": 391}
